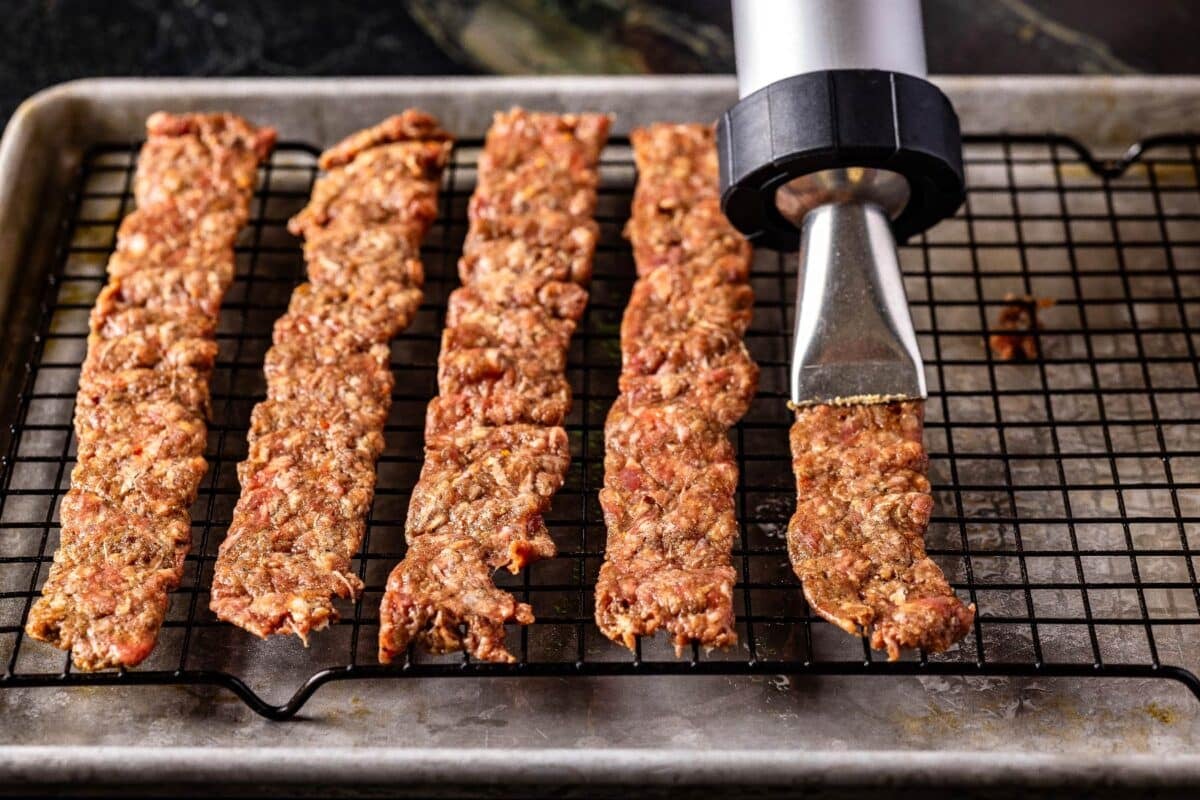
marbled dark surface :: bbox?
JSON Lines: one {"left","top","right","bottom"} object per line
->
{"left": 0, "top": 0, "right": 1197, "bottom": 127}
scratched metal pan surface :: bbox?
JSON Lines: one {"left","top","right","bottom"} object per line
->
{"left": 1, "top": 77, "right": 1200, "bottom": 798}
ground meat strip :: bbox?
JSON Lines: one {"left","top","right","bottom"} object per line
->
{"left": 594, "top": 123, "right": 757, "bottom": 654}
{"left": 209, "top": 111, "right": 451, "bottom": 641}
{"left": 378, "top": 108, "right": 610, "bottom": 664}
{"left": 25, "top": 112, "right": 275, "bottom": 671}
{"left": 787, "top": 401, "right": 976, "bottom": 660}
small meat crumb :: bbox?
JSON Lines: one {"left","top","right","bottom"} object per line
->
{"left": 988, "top": 294, "right": 1055, "bottom": 361}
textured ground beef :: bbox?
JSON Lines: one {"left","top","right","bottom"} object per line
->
{"left": 988, "top": 293, "right": 1055, "bottom": 361}
{"left": 787, "top": 401, "right": 976, "bottom": 659}
{"left": 594, "top": 123, "right": 756, "bottom": 655}
{"left": 378, "top": 109, "right": 610, "bottom": 665}
{"left": 25, "top": 112, "right": 275, "bottom": 671}
{"left": 208, "top": 111, "right": 451, "bottom": 641}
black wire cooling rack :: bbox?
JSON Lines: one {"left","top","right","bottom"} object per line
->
{"left": 2, "top": 132, "right": 1200, "bottom": 720}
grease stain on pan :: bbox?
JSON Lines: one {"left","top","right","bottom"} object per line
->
{"left": 891, "top": 678, "right": 1194, "bottom": 753}
{"left": 1146, "top": 701, "right": 1179, "bottom": 725}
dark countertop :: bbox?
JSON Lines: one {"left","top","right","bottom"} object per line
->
{"left": 0, "top": 0, "right": 1197, "bottom": 128}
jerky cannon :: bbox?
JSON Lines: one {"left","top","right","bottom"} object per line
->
{"left": 717, "top": 0, "right": 966, "bottom": 406}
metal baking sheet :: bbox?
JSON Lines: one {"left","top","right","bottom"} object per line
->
{"left": 1, "top": 76, "right": 1199, "bottom": 797}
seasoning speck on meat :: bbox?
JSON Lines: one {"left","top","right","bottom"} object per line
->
{"left": 209, "top": 111, "right": 451, "bottom": 641}
{"left": 379, "top": 108, "right": 610, "bottom": 664}
{"left": 25, "top": 112, "right": 275, "bottom": 671}
{"left": 594, "top": 123, "right": 757, "bottom": 655}
{"left": 787, "top": 401, "right": 975, "bottom": 660}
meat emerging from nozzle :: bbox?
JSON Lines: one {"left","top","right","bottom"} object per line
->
{"left": 594, "top": 123, "right": 758, "bottom": 655}
{"left": 786, "top": 401, "right": 975, "bottom": 660}
{"left": 25, "top": 112, "right": 276, "bottom": 671}
{"left": 378, "top": 108, "right": 611, "bottom": 664}
{"left": 209, "top": 112, "right": 452, "bottom": 641}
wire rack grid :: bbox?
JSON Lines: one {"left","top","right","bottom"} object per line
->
{"left": 1, "top": 132, "right": 1199, "bottom": 720}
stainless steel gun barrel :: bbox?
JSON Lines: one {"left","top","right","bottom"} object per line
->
{"left": 718, "top": 0, "right": 964, "bottom": 406}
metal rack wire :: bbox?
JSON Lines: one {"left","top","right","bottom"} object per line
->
{"left": 2, "top": 132, "right": 1200, "bottom": 720}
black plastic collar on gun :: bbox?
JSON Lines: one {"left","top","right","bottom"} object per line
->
{"left": 717, "top": 69, "right": 966, "bottom": 250}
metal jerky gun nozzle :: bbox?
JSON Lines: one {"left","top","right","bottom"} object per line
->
{"left": 716, "top": 0, "right": 967, "bottom": 406}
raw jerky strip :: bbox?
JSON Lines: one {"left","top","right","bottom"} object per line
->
{"left": 26, "top": 113, "right": 275, "bottom": 670}
{"left": 595, "top": 124, "right": 757, "bottom": 654}
{"left": 787, "top": 401, "right": 975, "bottom": 660}
{"left": 379, "top": 109, "right": 610, "bottom": 664}
{"left": 209, "top": 112, "right": 452, "bottom": 640}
